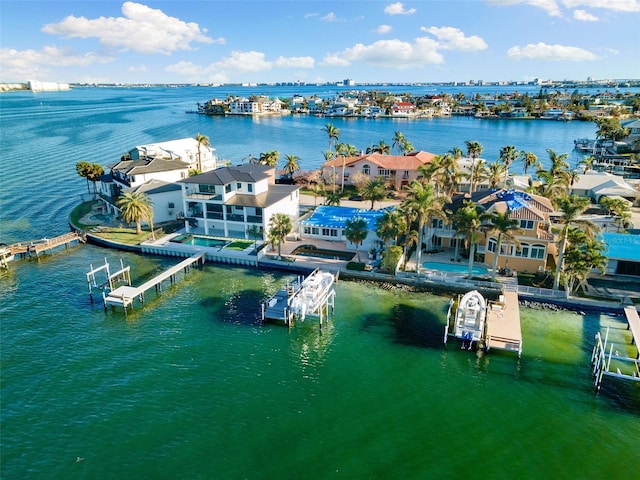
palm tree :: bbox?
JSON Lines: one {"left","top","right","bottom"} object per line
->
{"left": 487, "top": 161, "right": 507, "bottom": 188}
{"left": 86, "top": 163, "right": 104, "bottom": 194}
{"left": 259, "top": 150, "right": 280, "bottom": 166}
{"left": 75, "top": 161, "right": 92, "bottom": 194}
{"left": 344, "top": 216, "right": 368, "bottom": 262}
{"left": 375, "top": 209, "right": 403, "bottom": 247}
{"left": 117, "top": 191, "right": 154, "bottom": 236}
{"left": 520, "top": 151, "right": 539, "bottom": 175}
{"left": 485, "top": 210, "right": 522, "bottom": 282}
{"left": 325, "top": 191, "right": 342, "bottom": 206}
{"left": 465, "top": 140, "right": 483, "bottom": 193}
{"left": 578, "top": 155, "right": 594, "bottom": 173}
{"left": 392, "top": 131, "right": 406, "bottom": 154}
{"left": 360, "top": 177, "right": 387, "bottom": 209}
{"left": 561, "top": 228, "right": 607, "bottom": 296}
{"left": 366, "top": 139, "right": 391, "bottom": 155}
{"left": 452, "top": 201, "right": 488, "bottom": 278}
{"left": 451, "top": 146, "right": 464, "bottom": 159}
{"left": 499, "top": 145, "right": 519, "bottom": 178}
{"left": 195, "top": 132, "right": 210, "bottom": 172}
{"left": 281, "top": 154, "right": 300, "bottom": 179}
{"left": 468, "top": 159, "right": 488, "bottom": 193}
{"left": 268, "top": 213, "right": 292, "bottom": 259}
{"left": 401, "top": 181, "right": 446, "bottom": 270}
{"left": 323, "top": 123, "right": 340, "bottom": 158}
{"left": 552, "top": 195, "right": 597, "bottom": 290}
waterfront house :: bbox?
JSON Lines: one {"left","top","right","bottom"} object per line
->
{"left": 601, "top": 232, "right": 640, "bottom": 276}
{"left": 179, "top": 164, "right": 299, "bottom": 239}
{"left": 125, "top": 138, "right": 218, "bottom": 172}
{"left": 429, "top": 189, "right": 556, "bottom": 274}
{"left": 299, "top": 205, "right": 388, "bottom": 255}
{"left": 570, "top": 171, "right": 640, "bottom": 205}
{"left": 391, "top": 102, "right": 416, "bottom": 117}
{"left": 228, "top": 96, "right": 284, "bottom": 115}
{"left": 321, "top": 151, "right": 437, "bottom": 190}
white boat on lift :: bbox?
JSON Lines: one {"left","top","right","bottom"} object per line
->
{"left": 444, "top": 290, "right": 487, "bottom": 350}
{"left": 290, "top": 270, "right": 335, "bottom": 321}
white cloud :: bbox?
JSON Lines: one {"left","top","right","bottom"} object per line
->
{"left": 274, "top": 56, "right": 315, "bottom": 68}
{"left": 562, "top": 0, "right": 640, "bottom": 12}
{"left": 375, "top": 25, "right": 393, "bottom": 34}
{"left": 41, "top": 1, "right": 221, "bottom": 55}
{"left": 507, "top": 42, "right": 598, "bottom": 61}
{"left": 384, "top": 2, "right": 417, "bottom": 15}
{"left": 573, "top": 9, "right": 599, "bottom": 20}
{"left": 322, "top": 38, "right": 443, "bottom": 68}
{"left": 128, "top": 64, "right": 148, "bottom": 72}
{"left": 321, "top": 12, "right": 340, "bottom": 22}
{"left": 165, "top": 51, "right": 314, "bottom": 83}
{"left": 0, "top": 46, "right": 114, "bottom": 81}
{"left": 489, "top": 0, "right": 562, "bottom": 16}
{"left": 422, "top": 27, "right": 488, "bottom": 51}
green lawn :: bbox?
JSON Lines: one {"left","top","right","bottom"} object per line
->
{"left": 225, "top": 240, "right": 254, "bottom": 251}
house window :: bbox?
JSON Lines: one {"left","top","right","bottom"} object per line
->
{"left": 362, "top": 164, "right": 370, "bottom": 176}
{"left": 520, "top": 220, "right": 534, "bottom": 229}
{"left": 432, "top": 218, "right": 444, "bottom": 228}
{"left": 248, "top": 184, "right": 253, "bottom": 193}
{"left": 237, "top": 182, "right": 242, "bottom": 190}
{"left": 199, "top": 184, "right": 216, "bottom": 194}
{"left": 225, "top": 184, "right": 231, "bottom": 193}
{"left": 531, "top": 244, "right": 546, "bottom": 259}
{"left": 168, "top": 202, "right": 175, "bottom": 209}
{"left": 378, "top": 168, "right": 391, "bottom": 177}
{"left": 515, "top": 243, "right": 529, "bottom": 257}
{"left": 487, "top": 238, "right": 497, "bottom": 253}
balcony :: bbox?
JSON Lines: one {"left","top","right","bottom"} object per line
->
{"left": 185, "top": 192, "right": 222, "bottom": 201}
{"left": 206, "top": 212, "right": 224, "bottom": 220}
{"left": 246, "top": 215, "right": 263, "bottom": 223}
{"left": 226, "top": 214, "right": 245, "bottom": 222}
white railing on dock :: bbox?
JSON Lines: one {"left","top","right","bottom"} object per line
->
{"left": 591, "top": 326, "right": 640, "bottom": 391}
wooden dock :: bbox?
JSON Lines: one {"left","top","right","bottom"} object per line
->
{"left": 624, "top": 305, "right": 640, "bottom": 359}
{"left": 485, "top": 291, "right": 523, "bottom": 357}
{"left": 102, "top": 253, "right": 205, "bottom": 312}
{"left": 9, "top": 231, "right": 84, "bottom": 257}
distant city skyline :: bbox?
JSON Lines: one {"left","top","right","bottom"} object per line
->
{"left": 1, "top": 1, "right": 639, "bottom": 85}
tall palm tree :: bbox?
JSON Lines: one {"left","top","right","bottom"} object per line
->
{"left": 552, "top": 195, "right": 598, "bottom": 290}
{"left": 375, "top": 209, "right": 403, "bottom": 248}
{"left": 451, "top": 146, "right": 464, "bottom": 159}
{"left": 281, "top": 154, "right": 300, "bottom": 179}
{"left": 578, "top": 155, "right": 594, "bottom": 173}
{"left": 117, "top": 191, "right": 154, "bottom": 236}
{"left": 487, "top": 161, "right": 507, "bottom": 188}
{"left": 360, "top": 177, "right": 387, "bottom": 209}
{"left": 562, "top": 228, "right": 607, "bottom": 296}
{"left": 75, "top": 161, "right": 92, "bottom": 194}
{"left": 268, "top": 213, "right": 292, "bottom": 259}
{"left": 344, "top": 216, "right": 368, "bottom": 263}
{"left": 452, "top": 201, "right": 488, "bottom": 278}
{"left": 401, "top": 181, "right": 446, "bottom": 270}
{"left": 392, "top": 131, "right": 406, "bottom": 154}
{"left": 485, "top": 210, "right": 522, "bottom": 282}
{"left": 195, "top": 132, "right": 210, "bottom": 172}
{"left": 465, "top": 140, "right": 483, "bottom": 193}
{"left": 323, "top": 123, "right": 340, "bottom": 158}
{"left": 519, "top": 150, "right": 539, "bottom": 175}
{"left": 469, "top": 159, "right": 488, "bottom": 193}
{"left": 366, "top": 139, "right": 391, "bottom": 155}
{"left": 86, "top": 163, "right": 105, "bottom": 194}
{"left": 499, "top": 145, "right": 519, "bottom": 178}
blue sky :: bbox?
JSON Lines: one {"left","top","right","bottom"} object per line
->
{"left": 1, "top": 0, "right": 638, "bottom": 84}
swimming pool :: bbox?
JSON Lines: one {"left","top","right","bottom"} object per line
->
{"left": 170, "top": 234, "right": 228, "bottom": 248}
{"left": 422, "top": 261, "right": 489, "bottom": 276}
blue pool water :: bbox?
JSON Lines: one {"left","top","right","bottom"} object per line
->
{"left": 423, "top": 261, "right": 489, "bottom": 275}
{"left": 171, "top": 234, "right": 227, "bottom": 247}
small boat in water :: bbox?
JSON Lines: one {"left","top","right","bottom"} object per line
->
{"left": 444, "top": 290, "right": 487, "bottom": 350}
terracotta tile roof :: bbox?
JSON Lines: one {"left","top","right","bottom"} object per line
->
{"left": 322, "top": 151, "right": 436, "bottom": 169}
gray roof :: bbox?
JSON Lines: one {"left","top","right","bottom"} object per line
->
{"left": 110, "top": 157, "right": 190, "bottom": 175}
{"left": 132, "top": 179, "right": 182, "bottom": 195}
{"left": 225, "top": 185, "right": 299, "bottom": 208}
{"left": 181, "top": 164, "right": 273, "bottom": 185}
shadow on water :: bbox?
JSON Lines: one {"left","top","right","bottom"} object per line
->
{"left": 207, "top": 287, "right": 265, "bottom": 326}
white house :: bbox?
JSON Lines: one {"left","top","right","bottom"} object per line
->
{"left": 179, "top": 164, "right": 300, "bottom": 239}
{"left": 126, "top": 137, "right": 218, "bottom": 172}
{"left": 129, "top": 179, "right": 183, "bottom": 225}
{"left": 570, "top": 171, "right": 640, "bottom": 204}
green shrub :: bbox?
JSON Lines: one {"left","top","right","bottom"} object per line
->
{"left": 346, "top": 261, "right": 366, "bottom": 271}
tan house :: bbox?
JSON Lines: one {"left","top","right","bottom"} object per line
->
{"left": 430, "top": 189, "right": 556, "bottom": 274}
{"left": 321, "top": 151, "right": 437, "bottom": 190}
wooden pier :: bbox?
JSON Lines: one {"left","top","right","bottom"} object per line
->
{"left": 8, "top": 232, "right": 84, "bottom": 258}
{"left": 101, "top": 253, "right": 205, "bottom": 312}
{"left": 485, "top": 291, "right": 523, "bottom": 358}
{"left": 591, "top": 306, "right": 640, "bottom": 391}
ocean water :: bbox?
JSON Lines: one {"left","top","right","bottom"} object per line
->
{"left": 1, "top": 87, "right": 639, "bottom": 479}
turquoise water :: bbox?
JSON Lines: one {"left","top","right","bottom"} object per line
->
{"left": 1, "top": 86, "right": 639, "bottom": 479}
{"left": 423, "top": 261, "right": 489, "bottom": 275}
{"left": 171, "top": 234, "right": 228, "bottom": 247}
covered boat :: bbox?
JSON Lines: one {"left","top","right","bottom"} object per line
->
{"left": 444, "top": 290, "right": 487, "bottom": 349}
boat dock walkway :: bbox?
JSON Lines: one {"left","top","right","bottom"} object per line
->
{"left": 8, "top": 231, "right": 84, "bottom": 257}
{"left": 591, "top": 306, "right": 640, "bottom": 391}
{"left": 485, "top": 291, "right": 523, "bottom": 357}
{"left": 102, "top": 253, "right": 205, "bottom": 312}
